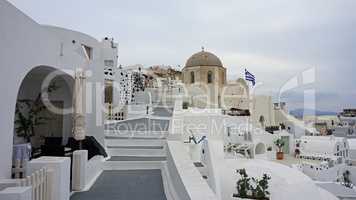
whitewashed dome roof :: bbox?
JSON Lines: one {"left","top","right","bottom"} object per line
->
{"left": 185, "top": 49, "right": 223, "bottom": 68}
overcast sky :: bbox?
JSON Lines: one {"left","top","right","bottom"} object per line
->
{"left": 8, "top": 0, "right": 356, "bottom": 112}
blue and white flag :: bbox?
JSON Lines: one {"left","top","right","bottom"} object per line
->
{"left": 245, "top": 69, "right": 256, "bottom": 86}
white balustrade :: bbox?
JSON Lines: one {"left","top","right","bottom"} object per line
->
{"left": 19, "top": 168, "right": 52, "bottom": 200}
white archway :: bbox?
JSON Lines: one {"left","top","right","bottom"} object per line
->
{"left": 13, "top": 66, "right": 74, "bottom": 155}
{"left": 255, "top": 142, "right": 266, "bottom": 155}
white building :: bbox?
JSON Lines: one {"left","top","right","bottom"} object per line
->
{"left": 347, "top": 139, "right": 356, "bottom": 165}
{"left": 298, "top": 136, "right": 350, "bottom": 160}
{"left": 0, "top": 2, "right": 344, "bottom": 200}
{"left": 113, "top": 65, "right": 145, "bottom": 105}
{"left": 0, "top": 0, "right": 117, "bottom": 178}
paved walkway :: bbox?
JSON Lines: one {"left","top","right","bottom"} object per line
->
{"left": 71, "top": 170, "right": 167, "bottom": 200}
{"left": 152, "top": 107, "right": 173, "bottom": 117}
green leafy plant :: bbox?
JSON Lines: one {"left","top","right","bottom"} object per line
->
{"left": 267, "top": 147, "right": 273, "bottom": 151}
{"left": 15, "top": 83, "right": 59, "bottom": 143}
{"left": 342, "top": 170, "right": 353, "bottom": 188}
{"left": 274, "top": 138, "right": 285, "bottom": 153}
{"left": 252, "top": 174, "right": 271, "bottom": 199}
{"left": 233, "top": 168, "right": 271, "bottom": 200}
{"left": 182, "top": 102, "right": 189, "bottom": 109}
{"left": 234, "top": 169, "right": 251, "bottom": 198}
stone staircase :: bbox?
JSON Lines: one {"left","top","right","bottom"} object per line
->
{"left": 103, "top": 131, "right": 168, "bottom": 170}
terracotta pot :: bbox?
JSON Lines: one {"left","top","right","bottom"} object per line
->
{"left": 276, "top": 152, "right": 284, "bottom": 160}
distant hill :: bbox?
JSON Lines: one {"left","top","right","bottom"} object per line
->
{"left": 289, "top": 109, "right": 337, "bottom": 119}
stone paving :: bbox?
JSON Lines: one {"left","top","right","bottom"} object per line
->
{"left": 70, "top": 170, "right": 167, "bottom": 200}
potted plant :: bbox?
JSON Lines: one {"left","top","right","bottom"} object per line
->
{"left": 274, "top": 138, "right": 285, "bottom": 160}
{"left": 14, "top": 83, "right": 58, "bottom": 143}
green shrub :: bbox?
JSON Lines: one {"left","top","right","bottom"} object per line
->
{"left": 182, "top": 102, "right": 189, "bottom": 109}
{"left": 233, "top": 168, "right": 271, "bottom": 200}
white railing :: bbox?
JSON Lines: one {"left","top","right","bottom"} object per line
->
{"left": 19, "top": 168, "right": 52, "bottom": 200}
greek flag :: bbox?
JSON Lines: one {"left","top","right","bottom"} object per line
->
{"left": 245, "top": 69, "right": 256, "bottom": 86}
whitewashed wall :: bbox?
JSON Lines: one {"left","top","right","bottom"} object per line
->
{"left": 0, "top": 1, "right": 117, "bottom": 178}
{"left": 301, "top": 163, "right": 346, "bottom": 181}
{"left": 251, "top": 95, "right": 275, "bottom": 127}
{"left": 165, "top": 141, "right": 218, "bottom": 200}
{"left": 171, "top": 109, "right": 225, "bottom": 141}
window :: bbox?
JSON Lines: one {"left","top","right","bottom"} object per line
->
{"left": 105, "top": 81, "right": 113, "bottom": 103}
{"left": 82, "top": 44, "right": 93, "bottom": 60}
{"left": 104, "top": 60, "right": 115, "bottom": 77}
{"left": 105, "top": 60, "right": 114, "bottom": 67}
{"left": 207, "top": 71, "right": 213, "bottom": 83}
{"left": 190, "top": 71, "right": 195, "bottom": 84}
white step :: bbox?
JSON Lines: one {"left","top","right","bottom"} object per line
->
{"left": 107, "top": 147, "right": 166, "bottom": 157}
{"left": 103, "top": 161, "right": 165, "bottom": 170}
{"left": 105, "top": 138, "right": 166, "bottom": 147}
{"left": 108, "top": 156, "right": 166, "bottom": 161}
{"left": 105, "top": 132, "right": 167, "bottom": 139}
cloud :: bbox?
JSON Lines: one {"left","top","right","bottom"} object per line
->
{"left": 7, "top": 0, "right": 356, "bottom": 111}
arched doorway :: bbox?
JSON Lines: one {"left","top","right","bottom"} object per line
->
{"left": 13, "top": 66, "right": 74, "bottom": 157}
{"left": 255, "top": 142, "right": 266, "bottom": 155}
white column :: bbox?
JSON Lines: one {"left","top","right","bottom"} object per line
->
{"left": 72, "top": 150, "right": 88, "bottom": 191}
{"left": 73, "top": 70, "right": 87, "bottom": 141}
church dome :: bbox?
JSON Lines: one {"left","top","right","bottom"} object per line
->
{"left": 185, "top": 49, "right": 223, "bottom": 68}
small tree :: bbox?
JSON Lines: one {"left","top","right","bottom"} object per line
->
{"left": 274, "top": 138, "right": 285, "bottom": 153}
{"left": 15, "top": 83, "right": 59, "bottom": 143}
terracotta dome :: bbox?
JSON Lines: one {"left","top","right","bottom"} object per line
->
{"left": 185, "top": 50, "right": 223, "bottom": 68}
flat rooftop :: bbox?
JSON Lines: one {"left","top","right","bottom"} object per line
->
{"left": 317, "top": 182, "right": 356, "bottom": 199}
{"left": 273, "top": 155, "right": 324, "bottom": 167}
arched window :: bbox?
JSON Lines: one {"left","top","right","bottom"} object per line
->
{"left": 105, "top": 82, "right": 113, "bottom": 103}
{"left": 190, "top": 71, "right": 195, "bottom": 83}
{"left": 207, "top": 71, "right": 213, "bottom": 83}
{"left": 259, "top": 115, "right": 265, "bottom": 127}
